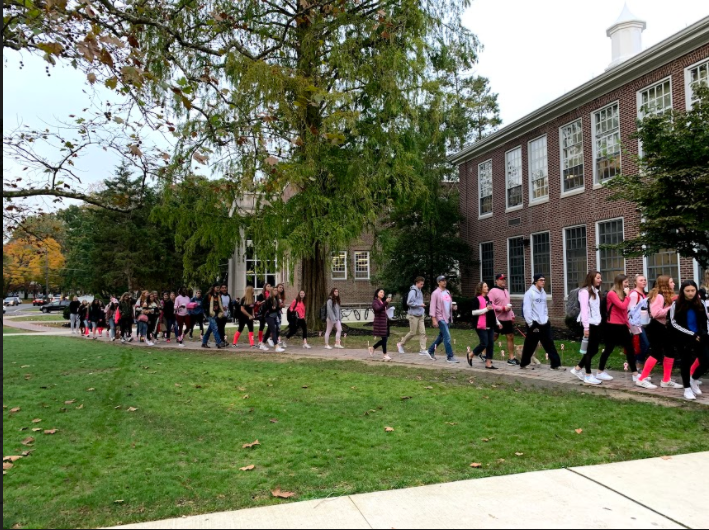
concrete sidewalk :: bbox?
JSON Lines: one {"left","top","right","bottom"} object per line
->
{"left": 109, "top": 452, "right": 708, "bottom": 529}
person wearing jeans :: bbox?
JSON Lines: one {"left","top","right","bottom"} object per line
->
{"left": 469, "top": 282, "right": 501, "bottom": 370}
{"left": 520, "top": 274, "right": 562, "bottom": 370}
{"left": 69, "top": 297, "right": 81, "bottom": 334}
{"left": 202, "top": 286, "right": 224, "bottom": 349}
{"left": 398, "top": 277, "right": 427, "bottom": 355}
{"left": 427, "top": 276, "right": 459, "bottom": 363}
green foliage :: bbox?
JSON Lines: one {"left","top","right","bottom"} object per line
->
{"left": 605, "top": 86, "right": 709, "bottom": 268}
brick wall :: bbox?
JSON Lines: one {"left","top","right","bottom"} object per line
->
{"left": 458, "top": 45, "right": 708, "bottom": 322}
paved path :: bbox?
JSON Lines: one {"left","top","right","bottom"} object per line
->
{"left": 108, "top": 452, "right": 708, "bottom": 529}
{"left": 3, "top": 317, "right": 707, "bottom": 406}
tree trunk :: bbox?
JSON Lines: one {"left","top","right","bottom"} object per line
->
{"left": 302, "top": 242, "right": 328, "bottom": 333}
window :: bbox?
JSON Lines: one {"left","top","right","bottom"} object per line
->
{"left": 593, "top": 103, "right": 621, "bottom": 184}
{"left": 646, "top": 251, "right": 679, "bottom": 283}
{"left": 564, "top": 226, "right": 587, "bottom": 296}
{"left": 505, "top": 147, "right": 523, "bottom": 209}
{"left": 561, "top": 120, "right": 584, "bottom": 193}
{"left": 480, "top": 242, "right": 494, "bottom": 288}
{"left": 686, "top": 60, "right": 709, "bottom": 108}
{"left": 531, "top": 232, "right": 551, "bottom": 294}
{"left": 478, "top": 160, "right": 493, "bottom": 217}
{"left": 528, "top": 136, "right": 548, "bottom": 202}
{"left": 639, "top": 79, "right": 672, "bottom": 118}
{"left": 597, "top": 219, "right": 625, "bottom": 292}
{"left": 354, "top": 251, "right": 370, "bottom": 280}
{"left": 245, "top": 241, "right": 277, "bottom": 289}
{"left": 508, "top": 237, "right": 526, "bottom": 294}
{"left": 331, "top": 251, "right": 347, "bottom": 280}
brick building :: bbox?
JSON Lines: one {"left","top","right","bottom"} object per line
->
{"left": 451, "top": 10, "right": 708, "bottom": 322}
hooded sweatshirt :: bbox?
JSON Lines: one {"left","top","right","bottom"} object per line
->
{"left": 578, "top": 287, "right": 602, "bottom": 330}
{"left": 429, "top": 288, "right": 452, "bottom": 323}
{"left": 523, "top": 285, "right": 549, "bottom": 328}
{"left": 406, "top": 285, "right": 425, "bottom": 317}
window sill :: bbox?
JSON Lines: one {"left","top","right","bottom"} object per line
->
{"left": 529, "top": 198, "right": 549, "bottom": 207}
{"left": 479, "top": 213, "right": 493, "bottom": 220}
{"left": 561, "top": 188, "right": 586, "bottom": 199}
{"left": 332, "top": 278, "right": 347, "bottom": 282}
{"left": 505, "top": 205, "right": 524, "bottom": 214}
{"left": 593, "top": 183, "right": 607, "bottom": 191}
{"left": 354, "top": 278, "right": 371, "bottom": 282}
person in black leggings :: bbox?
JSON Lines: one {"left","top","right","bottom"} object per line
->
{"left": 233, "top": 286, "right": 256, "bottom": 347}
{"left": 286, "top": 290, "right": 311, "bottom": 349}
{"left": 469, "top": 282, "right": 502, "bottom": 370}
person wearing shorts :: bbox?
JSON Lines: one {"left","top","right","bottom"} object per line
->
{"left": 488, "top": 274, "right": 518, "bottom": 365}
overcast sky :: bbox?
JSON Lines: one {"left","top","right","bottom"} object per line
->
{"left": 3, "top": 0, "right": 708, "bottom": 198}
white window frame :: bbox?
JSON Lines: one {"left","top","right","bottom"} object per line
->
{"left": 643, "top": 251, "right": 682, "bottom": 285}
{"left": 478, "top": 159, "right": 493, "bottom": 219}
{"left": 559, "top": 118, "right": 585, "bottom": 198}
{"left": 353, "top": 251, "right": 371, "bottom": 281}
{"left": 244, "top": 239, "right": 279, "bottom": 290}
{"left": 563, "top": 224, "right": 588, "bottom": 299}
{"left": 480, "top": 241, "right": 495, "bottom": 285}
{"left": 637, "top": 77, "right": 673, "bottom": 158}
{"left": 528, "top": 135, "right": 549, "bottom": 205}
{"left": 695, "top": 259, "right": 707, "bottom": 285}
{"left": 331, "top": 251, "right": 348, "bottom": 281}
{"left": 591, "top": 101, "right": 621, "bottom": 188}
{"left": 595, "top": 218, "right": 626, "bottom": 292}
{"left": 505, "top": 146, "right": 524, "bottom": 212}
{"left": 530, "top": 231, "right": 552, "bottom": 297}
{"left": 507, "top": 236, "right": 526, "bottom": 295}
{"left": 685, "top": 58, "right": 709, "bottom": 110}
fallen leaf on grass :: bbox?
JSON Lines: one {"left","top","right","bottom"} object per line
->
{"left": 243, "top": 440, "right": 261, "bottom": 449}
{"left": 271, "top": 488, "right": 296, "bottom": 499}
{"left": 114, "top": 406, "right": 122, "bottom": 410}
{"left": 3, "top": 463, "right": 13, "bottom": 471}
{"left": 21, "top": 450, "right": 33, "bottom": 457}
{"left": 401, "top": 396, "right": 412, "bottom": 401}
{"left": 385, "top": 427, "right": 395, "bottom": 433}
{"left": 175, "top": 384, "right": 182, "bottom": 388}
{"left": 19, "top": 427, "right": 27, "bottom": 431}
{"left": 76, "top": 404, "right": 84, "bottom": 410}
{"left": 242, "top": 395, "right": 250, "bottom": 400}
{"left": 515, "top": 452, "right": 524, "bottom": 457}
{"left": 660, "top": 456, "right": 672, "bottom": 461}
{"left": 3, "top": 456, "right": 23, "bottom": 463}
{"left": 302, "top": 386, "right": 309, "bottom": 389}
{"left": 237, "top": 387, "right": 246, "bottom": 392}
{"left": 87, "top": 388, "right": 95, "bottom": 392}
{"left": 195, "top": 385, "right": 203, "bottom": 389}
{"left": 470, "top": 463, "right": 483, "bottom": 468}
{"left": 21, "top": 437, "right": 35, "bottom": 446}
{"left": 32, "top": 428, "right": 42, "bottom": 432}
{"left": 482, "top": 438, "right": 490, "bottom": 443}
{"left": 445, "top": 422, "right": 458, "bottom": 426}
{"left": 127, "top": 407, "right": 138, "bottom": 412}
{"left": 575, "top": 429, "right": 583, "bottom": 435}
{"left": 114, "top": 499, "right": 125, "bottom": 505}
{"left": 9, "top": 407, "right": 20, "bottom": 414}
{"left": 239, "top": 465, "right": 255, "bottom": 471}
{"left": 44, "top": 429, "right": 58, "bottom": 435}
{"left": 270, "top": 419, "right": 278, "bottom": 424}
{"left": 424, "top": 386, "right": 434, "bottom": 390}
{"left": 64, "top": 400, "right": 76, "bottom": 405}
{"left": 31, "top": 419, "right": 41, "bottom": 424}
{"left": 497, "top": 459, "right": 506, "bottom": 464}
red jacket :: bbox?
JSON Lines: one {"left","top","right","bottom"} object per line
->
{"left": 289, "top": 299, "right": 306, "bottom": 320}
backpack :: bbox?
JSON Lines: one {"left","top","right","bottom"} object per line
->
{"left": 566, "top": 287, "right": 582, "bottom": 320}
{"left": 319, "top": 303, "right": 328, "bottom": 322}
{"left": 600, "top": 293, "right": 609, "bottom": 325}
{"left": 401, "top": 288, "right": 416, "bottom": 313}
{"left": 628, "top": 297, "right": 650, "bottom": 328}
{"left": 287, "top": 300, "right": 298, "bottom": 325}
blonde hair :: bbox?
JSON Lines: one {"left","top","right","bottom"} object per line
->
{"left": 242, "top": 286, "right": 255, "bottom": 306}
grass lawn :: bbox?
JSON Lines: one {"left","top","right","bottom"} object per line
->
{"left": 4, "top": 337, "right": 708, "bottom": 530}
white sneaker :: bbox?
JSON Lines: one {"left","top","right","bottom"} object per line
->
{"left": 303, "top": 343, "right": 312, "bottom": 349}
{"left": 121, "top": 338, "right": 126, "bottom": 344}
{"left": 684, "top": 388, "right": 697, "bottom": 401}
{"left": 695, "top": 380, "right": 703, "bottom": 386}
{"left": 596, "top": 372, "right": 614, "bottom": 382}
{"left": 259, "top": 344, "right": 269, "bottom": 351}
{"left": 636, "top": 378, "right": 658, "bottom": 390}
{"left": 383, "top": 355, "right": 392, "bottom": 362}
{"left": 632, "top": 374, "right": 641, "bottom": 383}
{"left": 267, "top": 339, "right": 275, "bottom": 347}
{"left": 147, "top": 341, "right": 154, "bottom": 347}
{"left": 584, "top": 375, "right": 602, "bottom": 385}
{"left": 178, "top": 343, "right": 185, "bottom": 348}
{"left": 397, "top": 343, "right": 405, "bottom": 354}
{"left": 690, "top": 379, "right": 703, "bottom": 396}
{"left": 660, "top": 380, "right": 683, "bottom": 389}
{"left": 571, "top": 368, "right": 585, "bottom": 382}
{"left": 275, "top": 347, "right": 285, "bottom": 353}
{"left": 334, "top": 344, "right": 344, "bottom": 349}
{"left": 325, "top": 345, "right": 333, "bottom": 350}
{"left": 280, "top": 341, "right": 287, "bottom": 348}
{"left": 419, "top": 350, "right": 430, "bottom": 356}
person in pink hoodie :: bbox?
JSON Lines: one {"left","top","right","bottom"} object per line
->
{"left": 174, "top": 289, "right": 192, "bottom": 347}
{"left": 637, "top": 276, "right": 681, "bottom": 388}
{"left": 488, "top": 274, "right": 518, "bottom": 366}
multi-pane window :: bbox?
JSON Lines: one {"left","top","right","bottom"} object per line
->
{"left": 687, "top": 60, "right": 709, "bottom": 107}
{"left": 331, "top": 251, "right": 347, "bottom": 280}
{"left": 480, "top": 242, "right": 494, "bottom": 288}
{"left": 646, "top": 251, "right": 679, "bottom": 284}
{"left": 529, "top": 136, "right": 549, "bottom": 202}
{"left": 245, "top": 241, "right": 277, "bottom": 289}
{"left": 594, "top": 103, "right": 621, "bottom": 183}
{"left": 354, "top": 251, "right": 370, "bottom": 280}
{"left": 478, "top": 160, "right": 493, "bottom": 216}
{"left": 564, "top": 226, "right": 587, "bottom": 296}
{"left": 532, "top": 232, "right": 551, "bottom": 294}
{"left": 505, "top": 147, "right": 523, "bottom": 209}
{"left": 598, "top": 219, "right": 625, "bottom": 292}
{"left": 639, "top": 79, "right": 672, "bottom": 118}
{"left": 508, "top": 237, "right": 526, "bottom": 294}
{"left": 561, "top": 120, "right": 584, "bottom": 193}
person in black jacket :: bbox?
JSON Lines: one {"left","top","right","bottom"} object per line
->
{"left": 89, "top": 299, "right": 104, "bottom": 340}
{"left": 468, "top": 282, "right": 502, "bottom": 370}
{"left": 69, "top": 297, "right": 81, "bottom": 334}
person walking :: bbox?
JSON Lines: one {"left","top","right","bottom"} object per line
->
{"left": 174, "top": 288, "right": 191, "bottom": 347}
{"left": 669, "top": 280, "right": 708, "bottom": 401}
{"left": 570, "top": 271, "right": 604, "bottom": 385}
{"left": 188, "top": 289, "right": 205, "bottom": 340}
{"left": 79, "top": 300, "right": 91, "bottom": 337}
{"left": 324, "top": 288, "right": 344, "bottom": 350}
{"left": 256, "top": 284, "right": 272, "bottom": 348}
{"left": 234, "top": 286, "right": 257, "bottom": 348}
{"left": 397, "top": 277, "right": 427, "bottom": 355}
{"left": 217, "top": 284, "right": 232, "bottom": 348}
{"left": 628, "top": 275, "right": 650, "bottom": 371}
{"left": 105, "top": 297, "right": 119, "bottom": 342}
{"left": 286, "top": 290, "right": 311, "bottom": 349}
{"left": 69, "top": 296, "right": 81, "bottom": 334}
{"left": 136, "top": 295, "right": 154, "bottom": 346}
{"left": 488, "top": 274, "right": 519, "bottom": 366}
{"left": 468, "top": 282, "right": 502, "bottom": 370}
{"left": 202, "top": 285, "right": 225, "bottom": 349}
{"left": 118, "top": 293, "right": 135, "bottom": 343}
{"left": 369, "top": 289, "right": 393, "bottom": 361}
{"left": 520, "top": 274, "right": 563, "bottom": 370}
{"left": 89, "top": 298, "right": 104, "bottom": 340}
{"left": 145, "top": 293, "right": 160, "bottom": 344}
{"left": 261, "top": 291, "right": 285, "bottom": 352}
{"left": 426, "top": 276, "right": 459, "bottom": 363}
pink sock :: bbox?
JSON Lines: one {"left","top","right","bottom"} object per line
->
{"left": 640, "top": 357, "right": 657, "bottom": 381}
{"left": 690, "top": 359, "right": 700, "bottom": 377}
{"left": 662, "top": 358, "right": 675, "bottom": 383}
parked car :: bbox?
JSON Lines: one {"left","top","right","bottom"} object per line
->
{"left": 41, "top": 300, "right": 70, "bottom": 313}
{"left": 33, "top": 297, "right": 48, "bottom": 306}
{"left": 4, "top": 297, "right": 21, "bottom": 307}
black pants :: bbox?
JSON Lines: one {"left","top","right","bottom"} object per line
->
{"left": 237, "top": 319, "right": 255, "bottom": 333}
{"left": 521, "top": 323, "right": 561, "bottom": 368}
{"left": 576, "top": 324, "right": 603, "bottom": 374}
{"left": 286, "top": 318, "right": 308, "bottom": 340}
{"left": 474, "top": 328, "right": 496, "bottom": 361}
{"left": 120, "top": 319, "right": 133, "bottom": 338}
{"left": 599, "top": 324, "right": 636, "bottom": 373}
{"left": 373, "top": 336, "right": 388, "bottom": 354}
{"left": 680, "top": 336, "right": 709, "bottom": 388}
{"left": 645, "top": 319, "right": 674, "bottom": 362}
{"left": 148, "top": 316, "right": 159, "bottom": 340}
{"left": 217, "top": 317, "right": 228, "bottom": 344}
{"left": 189, "top": 314, "right": 205, "bottom": 336}
{"left": 265, "top": 315, "right": 280, "bottom": 344}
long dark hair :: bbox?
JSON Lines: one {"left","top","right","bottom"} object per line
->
{"left": 582, "top": 270, "right": 601, "bottom": 300}
{"left": 612, "top": 274, "right": 628, "bottom": 301}
{"left": 329, "top": 288, "right": 341, "bottom": 306}
{"left": 474, "top": 282, "right": 489, "bottom": 297}
{"left": 676, "top": 280, "right": 703, "bottom": 314}
{"left": 373, "top": 288, "right": 385, "bottom": 300}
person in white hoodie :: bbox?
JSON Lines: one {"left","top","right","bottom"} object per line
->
{"left": 570, "top": 271, "right": 604, "bottom": 385}
{"left": 520, "top": 274, "right": 562, "bottom": 370}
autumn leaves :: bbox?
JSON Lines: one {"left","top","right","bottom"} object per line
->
{"left": 240, "top": 438, "right": 296, "bottom": 500}
{"left": 4, "top": 406, "right": 59, "bottom": 477}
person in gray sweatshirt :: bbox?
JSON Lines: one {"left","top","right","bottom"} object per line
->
{"left": 397, "top": 277, "right": 428, "bottom": 355}
{"left": 520, "top": 274, "right": 562, "bottom": 370}
{"left": 324, "top": 288, "right": 344, "bottom": 350}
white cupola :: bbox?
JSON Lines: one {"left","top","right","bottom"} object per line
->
{"left": 606, "top": 3, "right": 646, "bottom": 70}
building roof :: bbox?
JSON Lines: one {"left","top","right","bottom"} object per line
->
{"left": 449, "top": 15, "right": 709, "bottom": 166}
{"left": 610, "top": 3, "right": 645, "bottom": 28}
